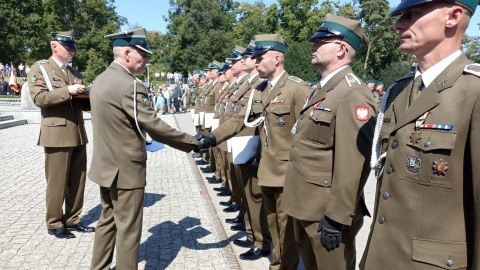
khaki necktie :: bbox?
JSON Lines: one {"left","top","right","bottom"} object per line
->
{"left": 61, "top": 65, "right": 70, "bottom": 82}
{"left": 409, "top": 75, "right": 423, "bottom": 106}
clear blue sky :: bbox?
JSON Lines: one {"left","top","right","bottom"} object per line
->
{"left": 114, "top": 0, "right": 480, "bottom": 36}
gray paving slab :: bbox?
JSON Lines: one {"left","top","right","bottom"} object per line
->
{"left": 0, "top": 108, "right": 377, "bottom": 270}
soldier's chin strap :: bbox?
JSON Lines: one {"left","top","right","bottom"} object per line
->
{"left": 133, "top": 79, "right": 148, "bottom": 142}
{"left": 370, "top": 82, "right": 396, "bottom": 179}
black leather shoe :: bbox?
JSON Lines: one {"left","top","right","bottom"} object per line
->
{"left": 239, "top": 247, "right": 270, "bottom": 260}
{"left": 231, "top": 222, "right": 246, "bottom": 231}
{"left": 223, "top": 204, "right": 241, "bottom": 213}
{"left": 213, "top": 187, "right": 227, "bottom": 192}
{"left": 217, "top": 190, "right": 232, "bottom": 197}
{"left": 225, "top": 216, "right": 244, "bottom": 224}
{"left": 208, "top": 178, "right": 222, "bottom": 184}
{"left": 233, "top": 238, "right": 254, "bottom": 248}
{"left": 219, "top": 200, "right": 232, "bottom": 206}
{"left": 206, "top": 176, "right": 217, "bottom": 181}
{"left": 201, "top": 167, "right": 215, "bottom": 173}
{"left": 48, "top": 227, "right": 76, "bottom": 239}
{"left": 192, "top": 152, "right": 202, "bottom": 158}
{"left": 66, "top": 223, "right": 96, "bottom": 233}
{"left": 195, "top": 160, "right": 208, "bottom": 165}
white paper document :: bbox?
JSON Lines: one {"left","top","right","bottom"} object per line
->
{"left": 193, "top": 114, "right": 199, "bottom": 126}
{"left": 228, "top": 136, "right": 259, "bottom": 164}
{"left": 211, "top": 119, "right": 220, "bottom": 130}
{"left": 199, "top": 112, "right": 205, "bottom": 125}
{"left": 190, "top": 109, "right": 195, "bottom": 119}
{"left": 204, "top": 113, "right": 215, "bottom": 129}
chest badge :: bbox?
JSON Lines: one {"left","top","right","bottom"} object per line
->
{"left": 405, "top": 155, "right": 421, "bottom": 173}
{"left": 278, "top": 116, "right": 286, "bottom": 125}
{"left": 409, "top": 130, "right": 422, "bottom": 144}
{"left": 432, "top": 159, "right": 448, "bottom": 176}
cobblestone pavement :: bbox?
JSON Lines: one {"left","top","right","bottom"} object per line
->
{"left": 0, "top": 110, "right": 376, "bottom": 270}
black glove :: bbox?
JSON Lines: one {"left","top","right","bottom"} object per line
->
{"left": 195, "top": 133, "right": 217, "bottom": 153}
{"left": 318, "top": 215, "right": 344, "bottom": 251}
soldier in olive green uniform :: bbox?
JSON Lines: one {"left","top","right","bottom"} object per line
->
{"left": 198, "top": 34, "right": 311, "bottom": 270}
{"left": 29, "top": 31, "right": 94, "bottom": 239}
{"left": 282, "top": 15, "right": 376, "bottom": 269}
{"left": 362, "top": 0, "right": 480, "bottom": 268}
{"left": 89, "top": 28, "right": 198, "bottom": 270}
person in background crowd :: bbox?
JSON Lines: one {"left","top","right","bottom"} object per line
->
{"left": 172, "top": 83, "right": 182, "bottom": 113}
{"left": 163, "top": 85, "right": 171, "bottom": 113}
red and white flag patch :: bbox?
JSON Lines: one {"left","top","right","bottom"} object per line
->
{"left": 355, "top": 106, "right": 369, "bottom": 121}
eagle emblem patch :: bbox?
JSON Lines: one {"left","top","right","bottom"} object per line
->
{"left": 355, "top": 106, "right": 369, "bottom": 121}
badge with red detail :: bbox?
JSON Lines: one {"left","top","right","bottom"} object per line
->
{"left": 355, "top": 106, "right": 369, "bottom": 121}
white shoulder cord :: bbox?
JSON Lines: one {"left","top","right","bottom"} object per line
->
{"left": 370, "top": 82, "right": 395, "bottom": 179}
{"left": 38, "top": 64, "right": 54, "bottom": 91}
{"left": 133, "top": 80, "right": 147, "bottom": 142}
{"left": 244, "top": 88, "right": 264, "bottom": 127}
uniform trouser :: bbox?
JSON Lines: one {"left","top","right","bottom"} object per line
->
{"left": 292, "top": 218, "right": 363, "bottom": 270}
{"left": 225, "top": 156, "right": 242, "bottom": 207}
{"left": 213, "top": 147, "right": 222, "bottom": 179}
{"left": 44, "top": 145, "right": 86, "bottom": 229}
{"left": 235, "top": 164, "right": 271, "bottom": 250}
{"left": 219, "top": 150, "right": 229, "bottom": 189}
{"left": 262, "top": 186, "right": 299, "bottom": 270}
{"left": 91, "top": 186, "right": 145, "bottom": 270}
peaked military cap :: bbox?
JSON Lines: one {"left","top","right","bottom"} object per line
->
{"left": 220, "top": 59, "right": 232, "bottom": 73}
{"left": 51, "top": 31, "right": 77, "bottom": 51}
{"left": 227, "top": 46, "right": 247, "bottom": 61}
{"left": 204, "top": 63, "right": 212, "bottom": 71}
{"left": 241, "top": 40, "right": 256, "bottom": 56}
{"left": 105, "top": 28, "right": 153, "bottom": 55}
{"left": 308, "top": 14, "right": 364, "bottom": 50}
{"left": 391, "top": 0, "right": 479, "bottom": 15}
{"left": 207, "top": 60, "right": 223, "bottom": 71}
{"left": 251, "top": 34, "right": 288, "bottom": 59}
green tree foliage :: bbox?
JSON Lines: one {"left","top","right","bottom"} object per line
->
{"left": 232, "top": 2, "right": 268, "bottom": 45}
{"left": 165, "top": 0, "right": 238, "bottom": 74}
{"left": 462, "top": 35, "right": 480, "bottom": 63}
{"left": 278, "top": 0, "right": 317, "bottom": 42}
{"left": 377, "top": 61, "right": 411, "bottom": 88}
{"left": 284, "top": 41, "right": 319, "bottom": 82}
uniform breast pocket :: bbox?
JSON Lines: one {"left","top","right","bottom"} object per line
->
{"left": 269, "top": 104, "right": 291, "bottom": 127}
{"left": 406, "top": 129, "right": 457, "bottom": 188}
{"left": 380, "top": 123, "right": 394, "bottom": 150}
{"left": 251, "top": 103, "right": 263, "bottom": 114}
{"left": 306, "top": 109, "right": 334, "bottom": 143}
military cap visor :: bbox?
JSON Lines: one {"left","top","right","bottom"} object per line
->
{"left": 308, "top": 25, "right": 363, "bottom": 50}
{"left": 391, "top": 0, "right": 479, "bottom": 15}
{"left": 105, "top": 28, "right": 153, "bottom": 55}
{"left": 51, "top": 33, "right": 78, "bottom": 51}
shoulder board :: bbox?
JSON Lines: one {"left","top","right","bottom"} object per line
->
{"left": 288, "top": 76, "right": 304, "bottom": 84}
{"left": 35, "top": 59, "right": 49, "bottom": 65}
{"left": 464, "top": 64, "right": 480, "bottom": 77}
{"left": 345, "top": 73, "right": 362, "bottom": 87}
{"left": 255, "top": 80, "right": 269, "bottom": 91}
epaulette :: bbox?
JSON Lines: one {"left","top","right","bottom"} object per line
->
{"left": 255, "top": 80, "right": 269, "bottom": 92}
{"left": 464, "top": 64, "right": 480, "bottom": 77}
{"left": 345, "top": 73, "right": 362, "bottom": 87}
{"left": 288, "top": 76, "right": 303, "bottom": 84}
{"left": 35, "top": 59, "right": 49, "bottom": 65}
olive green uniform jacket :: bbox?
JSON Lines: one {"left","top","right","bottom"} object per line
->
{"left": 361, "top": 54, "right": 480, "bottom": 269}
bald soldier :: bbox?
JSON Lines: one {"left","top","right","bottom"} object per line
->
{"left": 282, "top": 15, "right": 376, "bottom": 269}
{"left": 29, "top": 31, "right": 94, "bottom": 239}
{"left": 88, "top": 28, "right": 198, "bottom": 270}
{"left": 363, "top": 0, "right": 480, "bottom": 268}
{"left": 197, "top": 34, "right": 311, "bottom": 269}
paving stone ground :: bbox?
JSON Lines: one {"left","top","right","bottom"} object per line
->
{"left": 0, "top": 110, "right": 377, "bottom": 269}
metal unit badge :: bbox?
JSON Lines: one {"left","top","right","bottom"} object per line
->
{"left": 432, "top": 159, "right": 448, "bottom": 176}
{"left": 405, "top": 155, "right": 421, "bottom": 173}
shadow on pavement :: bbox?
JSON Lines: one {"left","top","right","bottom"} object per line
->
{"left": 82, "top": 193, "right": 166, "bottom": 226}
{"left": 139, "top": 216, "right": 242, "bottom": 270}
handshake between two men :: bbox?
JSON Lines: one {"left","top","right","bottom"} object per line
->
{"left": 194, "top": 133, "right": 217, "bottom": 153}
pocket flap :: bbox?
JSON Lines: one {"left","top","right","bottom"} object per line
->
{"left": 412, "top": 238, "right": 467, "bottom": 269}
{"left": 270, "top": 104, "right": 290, "bottom": 115}
{"left": 42, "top": 118, "right": 66, "bottom": 126}
{"left": 131, "top": 151, "right": 147, "bottom": 162}
{"left": 307, "top": 171, "right": 332, "bottom": 187}
{"left": 278, "top": 150, "right": 290, "bottom": 161}
{"left": 309, "top": 110, "right": 333, "bottom": 124}
{"left": 380, "top": 123, "right": 394, "bottom": 140}
{"left": 252, "top": 103, "right": 263, "bottom": 114}
{"left": 406, "top": 130, "right": 457, "bottom": 151}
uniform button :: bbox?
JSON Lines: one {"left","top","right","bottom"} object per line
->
{"left": 387, "top": 167, "right": 393, "bottom": 174}
{"left": 424, "top": 141, "right": 431, "bottom": 147}
{"left": 447, "top": 260, "right": 454, "bottom": 267}
{"left": 300, "top": 114, "right": 304, "bottom": 120}
{"left": 292, "top": 144, "right": 294, "bottom": 148}
{"left": 391, "top": 141, "right": 398, "bottom": 149}
{"left": 378, "top": 217, "right": 385, "bottom": 224}
{"left": 382, "top": 192, "right": 389, "bottom": 200}
{"left": 289, "top": 157, "right": 293, "bottom": 162}
{"left": 324, "top": 180, "right": 328, "bottom": 185}
{"left": 264, "top": 142, "right": 267, "bottom": 147}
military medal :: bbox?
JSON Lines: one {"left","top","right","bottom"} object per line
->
{"left": 405, "top": 155, "right": 421, "bottom": 173}
{"left": 432, "top": 159, "right": 448, "bottom": 176}
{"left": 409, "top": 129, "right": 422, "bottom": 144}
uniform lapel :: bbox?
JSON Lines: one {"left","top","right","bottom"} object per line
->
{"left": 263, "top": 71, "right": 288, "bottom": 108}
{"left": 48, "top": 57, "right": 69, "bottom": 83}
{"left": 392, "top": 54, "right": 470, "bottom": 133}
